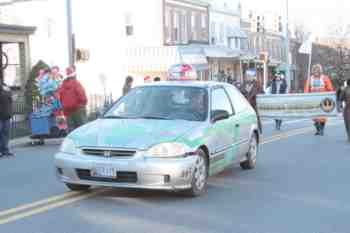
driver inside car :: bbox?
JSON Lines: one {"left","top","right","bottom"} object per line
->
{"left": 190, "top": 90, "right": 207, "bottom": 121}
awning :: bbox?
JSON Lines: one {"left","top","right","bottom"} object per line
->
{"left": 203, "top": 46, "right": 241, "bottom": 59}
{"left": 276, "top": 63, "right": 297, "bottom": 71}
{"left": 0, "top": 23, "right": 36, "bottom": 35}
{"left": 226, "top": 26, "right": 248, "bottom": 39}
{"left": 240, "top": 51, "right": 258, "bottom": 61}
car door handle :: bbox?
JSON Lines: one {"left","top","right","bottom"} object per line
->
{"left": 235, "top": 124, "right": 240, "bottom": 128}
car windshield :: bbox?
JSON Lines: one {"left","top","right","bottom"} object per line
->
{"left": 104, "top": 86, "right": 208, "bottom": 122}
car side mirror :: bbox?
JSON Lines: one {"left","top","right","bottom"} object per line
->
{"left": 211, "top": 110, "right": 230, "bottom": 123}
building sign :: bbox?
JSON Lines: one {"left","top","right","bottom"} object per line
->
{"left": 257, "top": 92, "right": 338, "bottom": 119}
{"left": 181, "top": 54, "right": 208, "bottom": 65}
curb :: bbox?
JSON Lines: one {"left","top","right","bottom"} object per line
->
{"left": 9, "top": 137, "right": 64, "bottom": 147}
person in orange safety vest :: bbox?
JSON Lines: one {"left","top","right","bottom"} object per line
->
{"left": 304, "top": 64, "right": 335, "bottom": 136}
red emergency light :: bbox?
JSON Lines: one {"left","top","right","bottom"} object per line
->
{"left": 168, "top": 64, "right": 197, "bottom": 81}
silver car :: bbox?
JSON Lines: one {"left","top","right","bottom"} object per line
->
{"left": 55, "top": 81, "right": 260, "bottom": 196}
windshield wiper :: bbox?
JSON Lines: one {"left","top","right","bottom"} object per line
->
{"left": 103, "top": 116, "right": 136, "bottom": 119}
{"left": 139, "top": 115, "right": 172, "bottom": 120}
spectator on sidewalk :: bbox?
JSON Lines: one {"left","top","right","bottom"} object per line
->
{"left": 123, "top": 76, "right": 133, "bottom": 96}
{"left": 271, "top": 73, "right": 288, "bottom": 130}
{"left": 0, "top": 78, "right": 14, "bottom": 157}
{"left": 59, "top": 66, "right": 88, "bottom": 131}
{"left": 339, "top": 79, "right": 350, "bottom": 142}
{"left": 241, "top": 69, "right": 262, "bottom": 133}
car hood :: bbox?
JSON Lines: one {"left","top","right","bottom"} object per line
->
{"left": 69, "top": 119, "right": 203, "bottom": 150}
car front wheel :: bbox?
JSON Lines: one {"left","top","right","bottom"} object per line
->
{"left": 240, "top": 134, "right": 258, "bottom": 170}
{"left": 65, "top": 183, "right": 91, "bottom": 191}
{"left": 186, "top": 149, "right": 208, "bottom": 197}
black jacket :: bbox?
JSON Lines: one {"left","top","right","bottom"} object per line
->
{"left": 241, "top": 81, "right": 259, "bottom": 110}
{"left": 271, "top": 79, "right": 287, "bottom": 94}
{"left": 0, "top": 84, "right": 13, "bottom": 120}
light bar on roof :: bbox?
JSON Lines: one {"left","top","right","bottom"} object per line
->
{"left": 168, "top": 64, "right": 197, "bottom": 81}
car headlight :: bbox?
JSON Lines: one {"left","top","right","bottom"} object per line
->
{"left": 146, "top": 143, "right": 191, "bottom": 158}
{"left": 60, "top": 138, "right": 78, "bottom": 155}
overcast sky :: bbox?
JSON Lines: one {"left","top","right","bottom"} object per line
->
{"left": 232, "top": 0, "right": 349, "bottom": 36}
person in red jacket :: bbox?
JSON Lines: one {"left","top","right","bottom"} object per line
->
{"left": 59, "top": 66, "right": 87, "bottom": 131}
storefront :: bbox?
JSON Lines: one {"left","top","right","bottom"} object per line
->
{"left": 204, "top": 46, "right": 242, "bottom": 82}
{"left": 240, "top": 53, "right": 265, "bottom": 91}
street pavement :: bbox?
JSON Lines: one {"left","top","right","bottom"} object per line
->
{"left": 1, "top": 117, "right": 349, "bottom": 233}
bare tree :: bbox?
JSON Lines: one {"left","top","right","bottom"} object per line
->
{"left": 314, "top": 24, "right": 350, "bottom": 88}
{"left": 293, "top": 23, "right": 309, "bottom": 43}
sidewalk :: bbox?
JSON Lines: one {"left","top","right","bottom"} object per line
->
{"left": 9, "top": 137, "right": 64, "bottom": 147}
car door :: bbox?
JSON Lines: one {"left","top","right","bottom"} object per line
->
{"left": 209, "top": 87, "right": 239, "bottom": 175}
{"left": 224, "top": 85, "right": 253, "bottom": 158}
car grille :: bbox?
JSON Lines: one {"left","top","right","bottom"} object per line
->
{"left": 76, "top": 169, "right": 138, "bottom": 183}
{"left": 81, "top": 148, "right": 136, "bottom": 158}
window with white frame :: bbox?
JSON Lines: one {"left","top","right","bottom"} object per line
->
{"left": 180, "top": 10, "right": 188, "bottom": 44}
{"left": 173, "top": 11, "right": 180, "bottom": 43}
{"left": 201, "top": 13, "right": 208, "bottom": 40}
{"left": 219, "top": 23, "right": 224, "bottom": 43}
{"left": 191, "top": 12, "right": 197, "bottom": 40}
{"left": 125, "top": 12, "right": 133, "bottom": 36}
{"left": 164, "top": 2, "right": 208, "bottom": 45}
{"left": 165, "top": 8, "right": 172, "bottom": 43}
{"left": 210, "top": 21, "right": 216, "bottom": 44}
{"left": 227, "top": 38, "right": 232, "bottom": 48}
{"left": 235, "top": 38, "right": 239, "bottom": 49}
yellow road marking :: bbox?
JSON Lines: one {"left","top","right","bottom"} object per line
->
{"left": 0, "top": 191, "right": 80, "bottom": 218}
{"left": 0, "top": 190, "right": 106, "bottom": 225}
{"left": 262, "top": 121, "right": 342, "bottom": 145}
{"left": 0, "top": 121, "right": 343, "bottom": 225}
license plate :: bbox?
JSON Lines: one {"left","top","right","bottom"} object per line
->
{"left": 91, "top": 167, "right": 117, "bottom": 178}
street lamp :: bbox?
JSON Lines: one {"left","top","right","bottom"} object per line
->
{"left": 285, "top": 0, "right": 291, "bottom": 91}
{"left": 66, "top": 0, "right": 74, "bottom": 67}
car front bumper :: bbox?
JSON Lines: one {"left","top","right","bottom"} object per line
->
{"left": 54, "top": 152, "right": 198, "bottom": 191}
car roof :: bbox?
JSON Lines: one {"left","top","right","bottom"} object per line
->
{"left": 137, "top": 81, "right": 231, "bottom": 89}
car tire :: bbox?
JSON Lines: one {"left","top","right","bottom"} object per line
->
{"left": 65, "top": 183, "right": 91, "bottom": 191}
{"left": 240, "top": 134, "right": 258, "bottom": 170}
{"left": 185, "top": 149, "right": 208, "bottom": 197}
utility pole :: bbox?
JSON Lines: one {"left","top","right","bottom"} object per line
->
{"left": 66, "top": 0, "right": 74, "bottom": 67}
{"left": 285, "top": 0, "right": 291, "bottom": 91}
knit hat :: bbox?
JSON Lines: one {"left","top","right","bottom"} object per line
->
{"left": 144, "top": 76, "right": 151, "bottom": 83}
